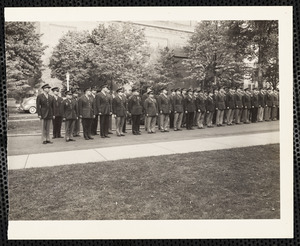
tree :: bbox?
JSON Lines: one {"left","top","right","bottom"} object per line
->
{"left": 5, "top": 22, "right": 47, "bottom": 100}
{"left": 183, "top": 21, "right": 247, "bottom": 91}
{"left": 49, "top": 23, "right": 152, "bottom": 91}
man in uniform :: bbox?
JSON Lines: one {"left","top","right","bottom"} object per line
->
{"left": 225, "top": 87, "right": 236, "bottom": 125}
{"left": 112, "top": 87, "right": 127, "bottom": 137}
{"left": 242, "top": 88, "right": 252, "bottom": 124}
{"left": 36, "top": 84, "right": 54, "bottom": 144}
{"left": 72, "top": 89, "right": 81, "bottom": 137}
{"left": 183, "top": 88, "right": 196, "bottom": 130}
{"left": 142, "top": 86, "right": 152, "bottom": 131}
{"left": 215, "top": 87, "right": 226, "bottom": 127}
{"left": 181, "top": 88, "right": 188, "bottom": 128}
{"left": 122, "top": 89, "right": 129, "bottom": 133}
{"left": 90, "top": 87, "right": 98, "bottom": 135}
{"left": 196, "top": 89, "right": 206, "bottom": 129}
{"left": 173, "top": 88, "right": 184, "bottom": 131}
{"left": 158, "top": 87, "right": 172, "bottom": 132}
{"left": 251, "top": 88, "right": 259, "bottom": 123}
{"left": 169, "top": 89, "right": 175, "bottom": 129}
{"left": 128, "top": 87, "right": 143, "bottom": 135}
{"left": 272, "top": 89, "right": 279, "bottom": 120}
{"left": 51, "top": 87, "right": 63, "bottom": 139}
{"left": 205, "top": 90, "right": 215, "bottom": 128}
{"left": 144, "top": 90, "right": 158, "bottom": 134}
{"left": 96, "top": 84, "right": 112, "bottom": 138}
{"left": 257, "top": 88, "right": 266, "bottom": 122}
{"left": 234, "top": 87, "right": 244, "bottom": 124}
{"left": 264, "top": 87, "right": 273, "bottom": 121}
{"left": 78, "top": 87, "right": 95, "bottom": 140}
{"left": 107, "top": 87, "right": 113, "bottom": 134}
{"left": 62, "top": 91, "right": 78, "bottom": 142}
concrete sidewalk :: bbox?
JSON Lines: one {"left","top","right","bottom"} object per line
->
{"left": 7, "top": 131, "right": 279, "bottom": 170}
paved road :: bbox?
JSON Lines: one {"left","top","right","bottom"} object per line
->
{"left": 7, "top": 121, "right": 279, "bottom": 156}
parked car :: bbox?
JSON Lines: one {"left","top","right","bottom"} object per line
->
{"left": 19, "top": 96, "right": 37, "bottom": 114}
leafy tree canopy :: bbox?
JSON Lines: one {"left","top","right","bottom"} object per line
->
{"left": 5, "top": 22, "right": 47, "bottom": 99}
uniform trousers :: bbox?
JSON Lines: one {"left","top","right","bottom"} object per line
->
{"left": 65, "top": 119, "right": 75, "bottom": 140}
{"left": 235, "top": 108, "right": 242, "bottom": 123}
{"left": 131, "top": 115, "right": 141, "bottom": 133}
{"left": 196, "top": 111, "right": 205, "bottom": 128}
{"left": 122, "top": 116, "right": 127, "bottom": 132}
{"left": 185, "top": 112, "right": 194, "bottom": 129}
{"left": 115, "top": 116, "right": 125, "bottom": 135}
{"left": 216, "top": 109, "right": 224, "bottom": 125}
{"left": 144, "top": 115, "right": 148, "bottom": 131}
{"left": 73, "top": 118, "right": 80, "bottom": 136}
{"left": 174, "top": 112, "right": 183, "bottom": 130}
{"left": 82, "top": 118, "right": 92, "bottom": 139}
{"left": 160, "top": 114, "right": 169, "bottom": 131}
{"left": 147, "top": 116, "right": 157, "bottom": 133}
{"left": 226, "top": 109, "right": 235, "bottom": 124}
{"left": 257, "top": 107, "right": 264, "bottom": 122}
{"left": 251, "top": 107, "right": 258, "bottom": 122}
{"left": 109, "top": 115, "right": 112, "bottom": 131}
{"left": 91, "top": 116, "right": 98, "bottom": 135}
{"left": 169, "top": 112, "right": 174, "bottom": 128}
{"left": 206, "top": 112, "right": 214, "bottom": 127}
{"left": 264, "top": 106, "right": 271, "bottom": 121}
{"left": 40, "top": 118, "right": 52, "bottom": 142}
{"left": 271, "top": 106, "right": 278, "bottom": 120}
{"left": 100, "top": 115, "right": 109, "bottom": 137}
{"left": 52, "top": 116, "right": 63, "bottom": 137}
{"left": 242, "top": 108, "right": 250, "bottom": 123}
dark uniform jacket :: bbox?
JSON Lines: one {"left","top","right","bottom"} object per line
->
{"left": 78, "top": 95, "right": 95, "bottom": 118}
{"left": 128, "top": 95, "right": 143, "bottom": 115}
{"left": 172, "top": 94, "right": 184, "bottom": 113}
{"left": 62, "top": 98, "right": 78, "bottom": 120}
{"left": 265, "top": 93, "right": 274, "bottom": 107}
{"left": 258, "top": 92, "right": 266, "bottom": 107}
{"left": 205, "top": 96, "right": 215, "bottom": 112}
{"left": 53, "top": 96, "right": 63, "bottom": 117}
{"left": 242, "top": 93, "right": 252, "bottom": 108}
{"left": 158, "top": 94, "right": 171, "bottom": 114}
{"left": 272, "top": 93, "right": 279, "bottom": 106}
{"left": 168, "top": 94, "right": 175, "bottom": 112}
{"left": 215, "top": 93, "right": 226, "bottom": 110}
{"left": 251, "top": 94, "right": 259, "bottom": 108}
{"left": 112, "top": 95, "right": 127, "bottom": 117}
{"left": 36, "top": 93, "right": 54, "bottom": 119}
{"left": 144, "top": 97, "right": 158, "bottom": 117}
{"left": 198, "top": 95, "right": 206, "bottom": 112}
{"left": 183, "top": 95, "right": 195, "bottom": 112}
{"left": 96, "top": 92, "right": 111, "bottom": 115}
{"left": 234, "top": 93, "right": 243, "bottom": 109}
{"left": 226, "top": 93, "right": 235, "bottom": 109}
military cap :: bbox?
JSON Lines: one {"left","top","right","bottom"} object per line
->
{"left": 147, "top": 90, "right": 154, "bottom": 95}
{"left": 244, "top": 88, "right": 249, "bottom": 91}
{"left": 91, "top": 86, "right": 98, "bottom": 91}
{"left": 160, "top": 87, "right": 167, "bottom": 91}
{"left": 181, "top": 88, "right": 187, "bottom": 92}
{"left": 116, "top": 87, "right": 123, "bottom": 93}
{"left": 65, "top": 90, "right": 72, "bottom": 95}
{"left": 175, "top": 88, "right": 181, "bottom": 92}
{"left": 84, "top": 87, "right": 92, "bottom": 92}
{"left": 100, "top": 84, "right": 108, "bottom": 90}
{"left": 41, "top": 84, "right": 51, "bottom": 89}
{"left": 193, "top": 89, "right": 198, "bottom": 93}
{"left": 186, "top": 88, "right": 193, "bottom": 93}
{"left": 170, "top": 88, "right": 175, "bottom": 92}
{"left": 51, "top": 87, "right": 59, "bottom": 92}
{"left": 253, "top": 87, "right": 258, "bottom": 90}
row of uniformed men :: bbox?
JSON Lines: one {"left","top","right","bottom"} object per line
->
{"left": 36, "top": 83, "right": 279, "bottom": 144}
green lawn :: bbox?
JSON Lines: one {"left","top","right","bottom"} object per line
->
{"left": 8, "top": 144, "right": 280, "bottom": 220}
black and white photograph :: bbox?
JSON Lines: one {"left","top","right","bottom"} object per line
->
{"left": 5, "top": 7, "right": 293, "bottom": 239}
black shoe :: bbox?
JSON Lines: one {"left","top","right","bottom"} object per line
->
{"left": 121, "top": 134, "right": 125, "bottom": 136}
{"left": 117, "top": 135, "right": 122, "bottom": 137}
{"left": 101, "top": 136, "right": 106, "bottom": 138}
{"left": 177, "top": 129, "right": 182, "bottom": 131}
{"left": 136, "top": 132, "right": 141, "bottom": 135}
{"left": 69, "top": 139, "right": 76, "bottom": 141}
{"left": 123, "top": 131, "right": 127, "bottom": 133}
{"left": 105, "top": 135, "right": 110, "bottom": 138}
{"left": 66, "top": 139, "right": 70, "bottom": 142}
{"left": 88, "top": 137, "right": 94, "bottom": 140}
{"left": 133, "top": 132, "right": 137, "bottom": 135}
{"left": 84, "top": 137, "right": 90, "bottom": 140}
{"left": 42, "top": 141, "right": 47, "bottom": 144}
{"left": 52, "top": 137, "right": 56, "bottom": 139}
{"left": 108, "top": 132, "right": 113, "bottom": 134}
{"left": 58, "top": 136, "right": 64, "bottom": 138}
{"left": 148, "top": 132, "right": 152, "bottom": 134}
{"left": 46, "top": 141, "right": 53, "bottom": 144}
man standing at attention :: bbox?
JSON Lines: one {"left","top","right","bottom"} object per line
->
{"left": 36, "top": 84, "right": 54, "bottom": 144}
{"left": 215, "top": 88, "right": 226, "bottom": 127}
{"left": 158, "top": 87, "right": 172, "bottom": 132}
{"left": 128, "top": 87, "right": 143, "bottom": 135}
{"left": 78, "top": 87, "right": 95, "bottom": 140}
{"left": 144, "top": 90, "right": 158, "bottom": 134}
{"left": 96, "top": 84, "right": 112, "bottom": 138}
{"left": 62, "top": 91, "right": 78, "bottom": 142}
{"left": 169, "top": 88, "right": 175, "bottom": 129}
{"left": 142, "top": 86, "right": 152, "bottom": 131}
{"left": 225, "top": 87, "right": 236, "bottom": 125}
{"left": 183, "top": 88, "right": 196, "bottom": 130}
{"left": 173, "top": 88, "right": 184, "bottom": 131}
{"left": 90, "top": 87, "right": 98, "bottom": 135}
{"left": 51, "top": 87, "right": 64, "bottom": 139}
{"left": 72, "top": 89, "right": 81, "bottom": 137}
{"left": 112, "top": 87, "right": 127, "bottom": 137}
